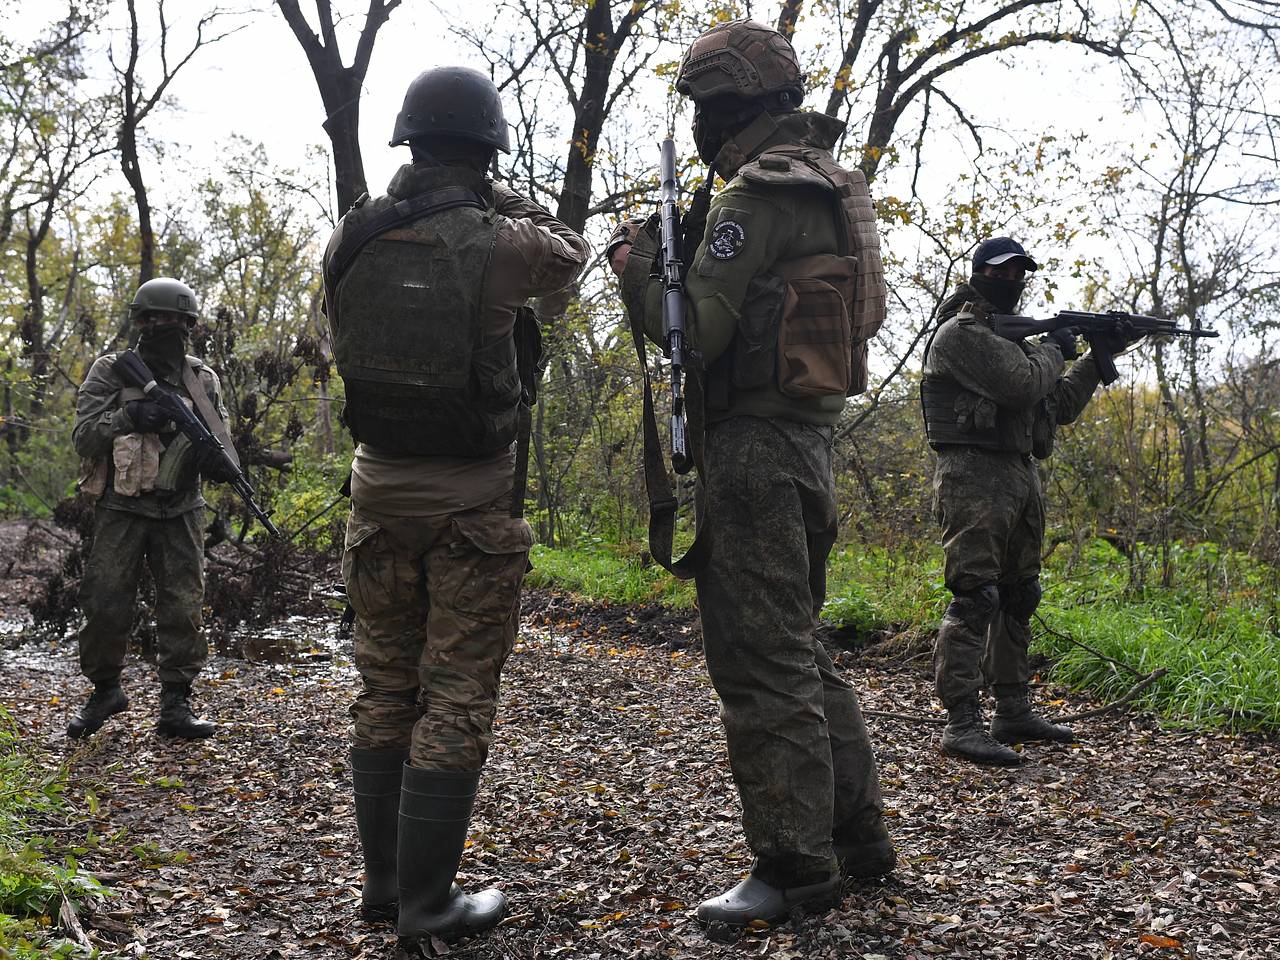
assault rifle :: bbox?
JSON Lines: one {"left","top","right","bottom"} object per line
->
{"left": 113, "top": 350, "right": 282, "bottom": 538}
{"left": 657, "top": 137, "right": 693, "bottom": 475}
{"left": 989, "top": 310, "right": 1219, "bottom": 385}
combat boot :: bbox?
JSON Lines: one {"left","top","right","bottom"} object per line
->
{"left": 991, "top": 685, "right": 1075, "bottom": 744}
{"left": 156, "top": 681, "right": 216, "bottom": 739}
{"left": 396, "top": 766, "right": 506, "bottom": 942}
{"left": 832, "top": 812, "right": 896, "bottom": 881}
{"left": 941, "top": 695, "right": 1021, "bottom": 766}
{"left": 67, "top": 683, "right": 129, "bottom": 739}
{"left": 352, "top": 746, "right": 409, "bottom": 923}
{"left": 696, "top": 860, "right": 841, "bottom": 927}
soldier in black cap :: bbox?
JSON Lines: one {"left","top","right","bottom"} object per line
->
{"left": 919, "top": 238, "right": 1133, "bottom": 765}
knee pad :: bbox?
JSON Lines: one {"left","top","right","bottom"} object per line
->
{"left": 945, "top": 584, "right": 1000, "bottom": 633}
{"left": 999, "top": 578, "right": 1043, "bottom": 622}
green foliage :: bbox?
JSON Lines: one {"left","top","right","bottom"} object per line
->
{"left": 0, "top": 712, "right": 106, "bottom": 958}
{"left": 530, "top": 538, "right": 1280, "bottom": 733}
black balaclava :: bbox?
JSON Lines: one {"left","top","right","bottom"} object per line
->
{"left": 137, "top": 321, "right": 190, "bottom": 379}
{"left": 969, "top": 273, "right": 1025, "bottom": 314}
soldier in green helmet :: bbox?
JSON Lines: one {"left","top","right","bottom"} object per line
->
{"left": 323, "top": 66, "right": 587, "bottom": 945}
{"left": 611, "top": 19, "right": 894, "bottom": 927}
{"left": 68, "top": 277, "right": 239, "bottom": 741}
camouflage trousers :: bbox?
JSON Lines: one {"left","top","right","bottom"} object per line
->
{"left": 696, "top": 416, "right": 885, "bottom": 884}
{"left": 932, "top": 448, "right": 1045, "bottom": 705}
{"left": 342, "top": 497, "right": 532, "bottom": 770}
{"left": 77, "top": 505, "right": 207, "bottom": 686}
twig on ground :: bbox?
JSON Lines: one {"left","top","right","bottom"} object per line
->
{"left": 1053, "top": 667, "right": 1169, "bottom": 723}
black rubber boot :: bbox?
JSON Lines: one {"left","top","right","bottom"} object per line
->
{"left": 352, "top": 746, "right": 409, "bottom": 923}
{"left": 833, "top": 813, "right": 896, "bottom": 881}
{"left": 397, "top": 766, "right": 506, "bottom": 942}
{"left": 696, "top": 864, "right": 841, "bottom": 926}
{"left": 156, "top": 681, "right": 216, "bottom": 739}
{"left": 941, "top": 695, "right": 1022, "bottom": 766}
{"left": 991, "top": 685, "right": 1075, "bottom": 744}
{"left": 67, "top": 683, "right": 129, "bottom": 739}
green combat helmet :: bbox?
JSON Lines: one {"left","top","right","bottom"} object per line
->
{"left": 675, "top": 19, "right": 803, "bottom": 103}
{"left": 128, "top": 278, "right": 199, "bottom": 322}
{"left": 389, "top": 66, "right": 511, "bottom": 153}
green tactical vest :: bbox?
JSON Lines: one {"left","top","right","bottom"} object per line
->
{"left": 920, "top": 304, "right": 1028, "bottom": 453}
{"left": 330, "top": 171, "right": 521, "bottom": 457}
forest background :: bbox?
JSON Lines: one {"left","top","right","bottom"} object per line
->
{"left": 2, "top": 0, "right": 1279, "bottom": 728}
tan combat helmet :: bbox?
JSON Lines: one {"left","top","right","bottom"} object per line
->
{"left": 675, "top": 19, "right": 803, "bottom": 102}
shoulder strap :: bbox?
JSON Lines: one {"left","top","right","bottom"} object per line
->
{"left": 627, "top": 291, "right": 711, "bottom": 580}
{"left": 325, "top": 186, "right": 489, "bottom": 289}
{"left": 181, "top": 361, "right": 241, "bottom": 470}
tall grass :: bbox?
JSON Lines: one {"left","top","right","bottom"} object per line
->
{"left": 529, "top": 538, "right": 1280, "bottom": 733}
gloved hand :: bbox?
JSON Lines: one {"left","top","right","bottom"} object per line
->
{"left": 194, "top": 444, "right": 240, "bottom": 484}
{"left": 125, "top": 399, "right": 170, "bottom": 433}
{"left": 606, "top": 217, "right": 647, "bottom": 277}
{"left": 1096, "top": 319, "right": 1144, "bottom": 355}
{"left": 1042, "top": 328, "right": 1078, "bottom": 361}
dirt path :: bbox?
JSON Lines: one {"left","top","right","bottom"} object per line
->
{"left": 2, "top": 590, "right": 1278, "bottom": 958}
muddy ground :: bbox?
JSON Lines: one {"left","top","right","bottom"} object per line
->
{"left": 0, "top": 521, "right": 1277, "bottom": 959}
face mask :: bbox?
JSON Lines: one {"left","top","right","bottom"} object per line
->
{"left": 692, "top": 107, "right": 726, "bottom": 165}
{"left": 137, "top": 324, "right": 189, "bottom": 373}
{"left": 970, "top": 273, "right": 1026, "bottom": 314}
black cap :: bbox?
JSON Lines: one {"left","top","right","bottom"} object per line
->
{"left": 973, "top": 236, "right": 1039, "bottom": 273}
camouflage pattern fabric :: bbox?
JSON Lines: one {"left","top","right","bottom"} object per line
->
{"left": 696, "top": 415, "right": 884, "bottom": 884}
{"left": 343, "top": 496, "right": 532, "bottom": 770}
{"left": 78, "top": 505, "right": 207, "bottom": 686}
{"left": 931, "top": 448, "right": 1043, "bottom": 705}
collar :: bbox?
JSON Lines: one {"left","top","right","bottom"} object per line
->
{"left": 386, "top": 162, "right": 490, "bottom": 201}
{"left": 712, "top": 110, "right": 847, "bottom": 179}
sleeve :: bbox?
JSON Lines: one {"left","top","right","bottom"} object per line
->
{"left": 72, "top": 356, "right": 133, "bottom": 458}
{"left": 682, "top": 185, "right": 791, "bottom": 364}
{"left": 492, "top": 184, "right": 589, "bottom": 297}
{"left": 931, "top": 322, "right": 1066, "bottom": 410}
{"left": 1049, "top": 353, "right": 1103, "bottom": 425}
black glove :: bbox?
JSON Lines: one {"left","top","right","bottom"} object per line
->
{"left": 1042, "top": 328, "right": 1078, "bottom": 361}
{"left": 125, "top": 399, "right": 170, "bottom": 433}
{"left": 194, "top": 444, "right": 240, "bottom": 484}
{"left": 1097, "top": 319, "right": 1144, "bottom": 355}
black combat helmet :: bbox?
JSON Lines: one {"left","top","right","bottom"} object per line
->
{"left": 390, "top": 66, "right": 511, "bottom": 153}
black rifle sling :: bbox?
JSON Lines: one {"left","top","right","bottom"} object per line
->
{"left": 325, "top": 186, "right": 488, "bottom": 290}
{"left": 510, "top": 306, "right": 544, "bottom": 520}
{"left": 628, "top": 285, "right": 711, "bottom": 580}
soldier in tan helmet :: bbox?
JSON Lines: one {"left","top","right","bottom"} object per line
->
{"left": 611, "top": 19, "right": 894, "bottom": 926}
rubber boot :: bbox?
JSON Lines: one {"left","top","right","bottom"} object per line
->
{"left": 67, "top": 683, "right": 129, "bottom": 739}
{"left": 696, "top": 861, "right": 841, "bottom": 926}
{"left": 156, "top": 681, "right": 216, "bottom": 739}
{"left": 991, "top": 685, "right": 1075, "bottom": 743}
{"left": 832, "top": 812, "right": 896, "bottom": 881}
{"left": 397, "top": 765, "right": 506, "bottom": 942}
{"left": 352, "top": 746, "right": 408, "bottom": 923}
{"left": 941, "top": 695, "right": 1021, "bottom": 766}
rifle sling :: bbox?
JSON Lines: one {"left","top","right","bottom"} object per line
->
{"left": 325, "top": 186, "right": 489, "bottom": 290}
{"left": 628, "top": 286, "right": 711, "bottom": 580}
{"left": 180, "top": 359, "right": 242, "bottom": 471}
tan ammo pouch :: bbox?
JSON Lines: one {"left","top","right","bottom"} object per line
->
{"left": 112, "top": 432, "right": 164, "bottom": 497}
{"left": 77, "top": 456, "right": 109, "bottom": 498}
{"left": 772, "top": 253, "right": 857, "bottom": 399}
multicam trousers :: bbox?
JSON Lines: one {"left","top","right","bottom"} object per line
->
{"left": 696, "top": 415, "right": 885, "bottom": 884}
{"left": 932, "top": 447, "right": 1045, "bottom": 704}
{"left": 77, "top": 505, "right": 207, "bottom": 686}
{"left": 343, "top": 496, "right": 532, "bottom": 770}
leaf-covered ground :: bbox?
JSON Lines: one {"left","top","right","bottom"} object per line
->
{"left": 1, "top": 540, "right": 1278, "bottom": 958}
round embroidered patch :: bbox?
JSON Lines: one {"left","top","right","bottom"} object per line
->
{"left": 708, "top": 220, "right": 746, "bottom": 260}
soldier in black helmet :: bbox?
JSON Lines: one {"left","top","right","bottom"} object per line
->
{"left": 67, "top": 278, "right": 239, "bottom": 742}
{"left": 323, "top": 66, "right": 587, "bottom": 944}
{"left": 611, "top": 20, "right": 893, "bottom": 927}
